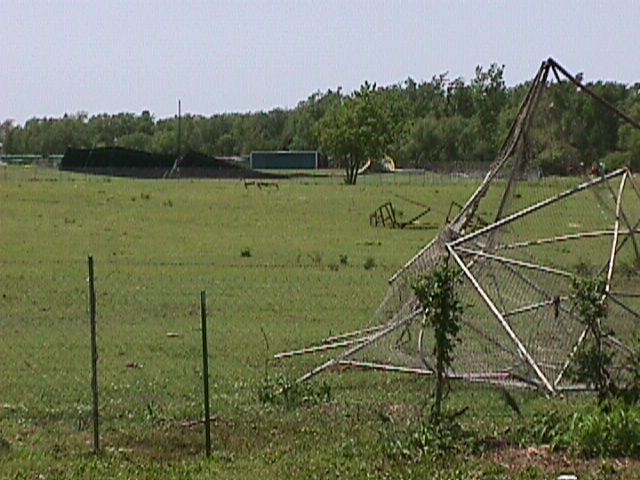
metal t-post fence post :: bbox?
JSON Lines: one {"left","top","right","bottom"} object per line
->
{"left": 88, "top": 256, "right": 100, "bottom": 454}
{"left": 200, "top": 290, "right": 212, "bottom": 457}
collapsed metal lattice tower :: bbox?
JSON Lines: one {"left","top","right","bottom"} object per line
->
{"left": 276, "top": 58, "right": 640, "bottom": 395}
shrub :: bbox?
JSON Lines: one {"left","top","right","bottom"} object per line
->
{"left": 569, "top": 277, "right": 616, "bottom": 407}
{"left": 412, "top": 263, "right": 463, "bottom": 425}
{"left": 364, "top": 257, "right": 376, "bottom": 270}
{"left": 240, "top": 247, "right": 252, "bottom": 258}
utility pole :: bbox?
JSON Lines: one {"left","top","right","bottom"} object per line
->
{"left": 177, "top": 99, "right": 182, "bottom": 158}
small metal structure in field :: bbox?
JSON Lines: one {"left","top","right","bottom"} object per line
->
{"left": 369, "top": 200, "right": 431, "bottom": 229}
{"left": 276, "top": 58, "right": 640, "bottom": 395}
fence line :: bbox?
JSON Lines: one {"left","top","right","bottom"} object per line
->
{"left": 0, "top": 165, "right": 496, "bottom": 186}
{"left": 0, "top": 257, "right": 217, "bottom": 456}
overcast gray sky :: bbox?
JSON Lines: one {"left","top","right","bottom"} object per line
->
{"left": 3, "top": 0, "right": 639, "bottom": 124}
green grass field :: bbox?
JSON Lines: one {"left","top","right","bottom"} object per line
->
{"left": 1, "top": 166, "right": 639, "bottom": 479}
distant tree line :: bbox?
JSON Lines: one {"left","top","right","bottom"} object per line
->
{"left": 2, "top": 64, "right": 639, "bottom": 174}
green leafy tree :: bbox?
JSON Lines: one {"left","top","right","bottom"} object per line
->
{"left": 150, "top": 120, "right": 178, "bottom": 154}
{"left": 412, "top": 74, "right": 449, "bottom": 119}
{"left": 316, "top": 82, "right": 395, "bottom": 184}
{"left": 412, "top": 263, "right": 464, "bottom": 424}
{"left": 116, "top": 132, "right": 154, "bottom": 151}
{"left": 5, "top": 64, "right": 639, "bottom": 168}
{"left": 569, "top": 277, "right": 616, "bottom": 408}
{"left": 0, "top": 120, "right": 23, "bottom": 153}
{"left": 471, "top": 64, "right": 507, "bottom": 159}
{"left": 403, "top": 114, "right": 442, "bottom": 166}
{"left": 279, "top": 89, "right": 343, "bottom": 151}
{"left": 403, "top": 114, "right": 476, "bottom": 166}
{"left": 608, "top": 95, "right": 640, "bottom": 170}
{"left": 446, "top": 77, "right": 475, "bottom": 119}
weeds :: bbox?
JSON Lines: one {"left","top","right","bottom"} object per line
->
{"left": 512, "top": 403, "right": 640, "bottom": 458}
{"left": 0, "top": 436, "right": 10, "bottom": 456}
{"left": 257, "top": 374, "right": 331, "bottom": 409}
{"left": 364, "top": 257, "right": 376, "bottom": 270}
{"left": 308, "top": 251, "right": 323, "bottom": 264}
{"left": 565, "top": 403, "right": 640, "bottom": 457}
{"left": 618, "top": 257, "right": 640, "bottom": 278}
{"left": 380, "top": 418, "right": 479, "bottom": 462}
{"left": 363, "top": 240, "right": 382, "bottom": 246}
{"left": 511, "top": 409, "right": 568, "bottom": 449}
{"left": 573, "top": 259, "right": 593, "bottom": 276}
{"left": 618, "top": 338, "right": 640, "bottom": 404}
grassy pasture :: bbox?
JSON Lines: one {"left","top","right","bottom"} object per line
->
{"left": 1, "top": 166, "right": 639, "bottom": 479}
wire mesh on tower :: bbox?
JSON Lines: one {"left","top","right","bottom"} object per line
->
{"left": 278, "top": 58, "right": 640, "bottom": 394}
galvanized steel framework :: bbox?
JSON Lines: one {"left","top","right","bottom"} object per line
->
{"left": 275, "top": 59, "right": 640, "bottom": 395}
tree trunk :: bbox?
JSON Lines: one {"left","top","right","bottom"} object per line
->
{"left": 431, "top": 353, "right": 445, "bottom": 425}
{"left": 345, "top": 159, "right": 360, "bottom": 185}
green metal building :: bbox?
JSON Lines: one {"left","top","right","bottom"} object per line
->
{"left": 250, "top": 151, "right": 326, "bottom": 169}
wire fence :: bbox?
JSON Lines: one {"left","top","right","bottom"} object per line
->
{"left": 0, "top": 165, "right": 562, "bottom": 459}
{"left": 0, "top": 254, "right": 536, "bottom": 455}
{"left": 0, "top": 255, "right": 226, "bottom": 454}
{"left": 0, "top": 247, "right": 392, "bottom": 449}
{"left": 0, "top": 258, "right": 568, "bottom": 468}
{"left": 0, "top": 164, "right": 493, "bottom": 187}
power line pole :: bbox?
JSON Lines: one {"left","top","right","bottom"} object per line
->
{"left": 177, "top": 99, "right": 182, "bottom": 158}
